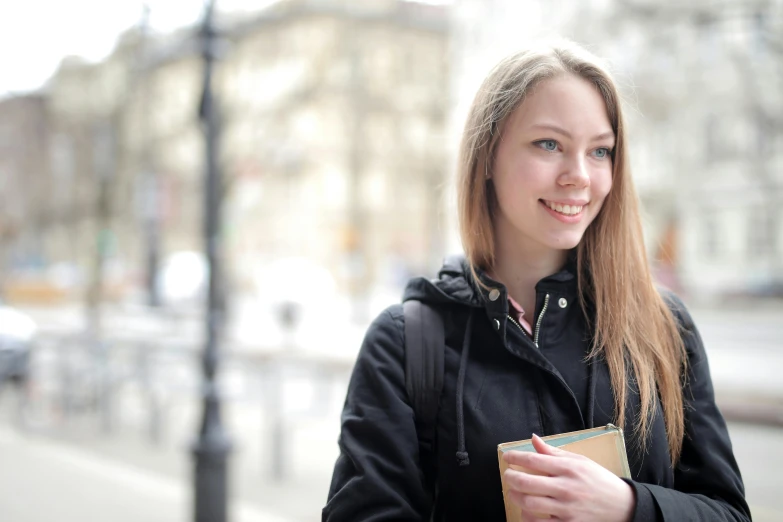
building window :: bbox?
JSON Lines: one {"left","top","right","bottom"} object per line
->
{"left": 695, "top": 11, "right": 719, "bottom": 64}
{"left": 752, "top": 10, "right": 766, "bottom": 55}
{"left": 769, "top": 211, "right": 779, "bottom": 257}
{"left": 747, "top": 207, "right": 776, "bottom": 258}
{"left": 704, "top": 212, "right": 720, "bottom": 259}
{"left": 704, "top": 114, "right": 717, "bottom": 163}
{"left": 754, "top": 107, "right": 771, "bottom": 157}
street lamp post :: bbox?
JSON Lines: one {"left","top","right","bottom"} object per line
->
{"left": 192, "top": 1, "right": 232, "bottom": 521}
{"left": 136, "top": 3, "right": 162, "bottom": 308}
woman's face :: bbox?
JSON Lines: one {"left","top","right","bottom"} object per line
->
{"left": 491, "top": 74, "right": 615, "bottom": 254}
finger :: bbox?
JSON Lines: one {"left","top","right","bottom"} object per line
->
{"left": 503, "top": 468, "right": 559, "bottom": 497}
{"left": 503, "top": 450, "right": 572, "bottom": 477}
{"left": 507, "top": 490, "right": 563, "bottom": 519}
{"left": 519, "top": 507, "right": 559, "bottom": 521}
{"left": 531, "top": 434, "right": 570, "bottom": 457}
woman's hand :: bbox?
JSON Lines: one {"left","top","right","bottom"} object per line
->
{"left": 503, "top": 434, "right": 636, "bottom": 522}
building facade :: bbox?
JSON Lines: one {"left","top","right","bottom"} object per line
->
{"left": 0, "top": 0, "right": 450, "bottom": 311}
{"left": 449, "top": 0, "right": 783, "bottom": 299}
{"left": 0, "top": 94, "right": 50, "bottom": 285}
{"left": 220, "top": 0, "right": 450, "bottom": 308}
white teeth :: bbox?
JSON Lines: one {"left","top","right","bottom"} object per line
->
{"left": 544, "top": 201, "right": 584, "bottom": 216}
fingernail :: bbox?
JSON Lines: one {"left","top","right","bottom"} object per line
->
{"left": 533, "top": 434, "right": 547, "bottom": 444}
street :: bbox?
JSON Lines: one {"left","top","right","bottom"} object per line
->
{"left": 690, "top": 304, "right": 783, "bottom": 399}
{"left": 0, "top": 300, "right": 780, "bottom": 521}
{"left": 0, "top": 415, "right": 780, "bottom": 521}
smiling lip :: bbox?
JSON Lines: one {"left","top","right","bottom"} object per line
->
{"left": 542, "top": 198, "right": 589, "bottom": 207}
{"left": 539, "top": 199, "right": 587, "bottom": 223}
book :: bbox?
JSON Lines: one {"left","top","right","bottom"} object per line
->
{"left": 497, "top": 424, "right": 631, "bottom": 521}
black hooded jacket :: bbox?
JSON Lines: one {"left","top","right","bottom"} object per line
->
{"left": 323, "top": 256, "right": 750, "bottom": 521}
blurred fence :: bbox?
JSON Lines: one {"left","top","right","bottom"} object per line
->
{"left": 17, "top": 311, "right": 356, "bottom": 483}
{"left": 13, "top": 301, "right": 783, "bottom": 453}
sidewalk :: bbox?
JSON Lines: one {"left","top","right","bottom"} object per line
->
{"left": 0, "top": 387, "right": 339, "bottom": 522}
{"left": 0, "top": 425, "right": 292, "bottom": 522}
{"left": 3, "top": 415, "right": 781, "bottom": 522}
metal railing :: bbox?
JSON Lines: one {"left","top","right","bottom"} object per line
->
{"left": 18, "top": 325, "right": 356, "bottom": 481}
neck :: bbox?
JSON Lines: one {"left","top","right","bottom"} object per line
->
{"left": 491, "top": 221, "right": 569, "bottom": 315}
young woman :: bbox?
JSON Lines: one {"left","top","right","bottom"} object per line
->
{"left": 323, "top": 41, "right": 750, "bottom": 522}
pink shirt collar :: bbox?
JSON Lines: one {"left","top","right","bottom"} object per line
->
{"left": 507, "top": 294, "right": 533, "bottom": 336}
{"left": 486, "top": 270, "right": 534, "bottom": 335}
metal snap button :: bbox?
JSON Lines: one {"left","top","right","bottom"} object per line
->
{"left": 489, "top": 288, "right": 500, "bottom": 301}
{"left": 558, "top": 297, "right": 567, "bottom": 308}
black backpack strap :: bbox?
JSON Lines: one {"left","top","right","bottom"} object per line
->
{"left": 403, "top": 300, "right": 445, "bottom": 455}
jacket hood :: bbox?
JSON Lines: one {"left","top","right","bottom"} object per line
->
{"left": 402, "top": 253, "right": 578, "bottom": 307}
{"left": 402, "top": 255, "right": 484, "bottom": 308}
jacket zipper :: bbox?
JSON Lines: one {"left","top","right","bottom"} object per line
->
{"left": 506, "top": 293, "right": 550, "bottom": 348}
{"left": 533, "top": 293, "right": 550, "bottom": 347}
{"left": 507, "top": 314, "right": 531, "bottom": 340}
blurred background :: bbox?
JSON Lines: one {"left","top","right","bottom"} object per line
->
{"left": 0, "top": 0, "right": 782, "bottom": 521}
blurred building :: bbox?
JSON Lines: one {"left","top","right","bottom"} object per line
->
{"left": 644, "top": 1, "right": 783, "bottom": 295}
{"left": 594, "top": 0, "right": 783, "bottom": 298}
{"left": 220, "top": 0, "right": 450, "bottom": 305}
{"left": 43, "top": 35, "right": 145, "bottom": 304}
{"left": 0, "top": 94, "right": 50, "bottom": 287}
{"left": 3, "top": 0, "right": 779, "bottom": 306}
{"left": 450, "top": 0, "right": 783, "bottom": 299}
{"left": 0, "top": 0, "right": 450, "bottom": 309}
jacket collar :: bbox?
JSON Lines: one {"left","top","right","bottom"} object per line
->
{"left": 403, "top": 253, "right": 578, "bottom": 309}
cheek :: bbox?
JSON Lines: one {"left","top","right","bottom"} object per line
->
{"left": 592, "top": 168, "right": 613, "bottom": 205}
{"left": 493, "top": 180, "right": 525, "bottom": 219}
{"left": 583, "top": 169, "right": 612, "bottom": 222}
{"left": 494, "top": 159, "right": 545, "bottom": 202}
{"left": 501, "top": 158, "right": 551, "bottom": 194}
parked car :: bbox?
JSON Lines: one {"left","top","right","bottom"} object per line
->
{"left": 0, "top": 300, "right": 37, "bottom": 386}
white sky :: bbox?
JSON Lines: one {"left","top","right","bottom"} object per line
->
{"left": 0, "top": 0, "right": 452, "bottom": 97}
{"left": 0, "top": 0, "right": 202, "bottom": 95}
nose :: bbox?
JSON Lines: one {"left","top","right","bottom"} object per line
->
{"left": 558, "top": 154, "right": 590, "bottom": 188}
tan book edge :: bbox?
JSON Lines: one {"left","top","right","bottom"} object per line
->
{"left": 497, "top": 424, "right": 631, "bottom": 522}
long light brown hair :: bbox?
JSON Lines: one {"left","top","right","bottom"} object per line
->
{"left": 457, "top": 41, "right": 688, "bottom": 465}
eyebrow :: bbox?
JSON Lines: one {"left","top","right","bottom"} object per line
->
{"left": 531, "top": 123, "right": 615, "bottom": 142}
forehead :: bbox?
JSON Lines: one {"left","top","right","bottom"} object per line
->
{"left": 505, "top": 74, "right": 614, "bottom": 136}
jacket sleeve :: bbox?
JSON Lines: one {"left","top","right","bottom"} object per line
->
{"left": 628, "top": 292, "right": 751, "bottom": 522}
{"left": 323, "top": 305, "right": 432, "bottom": 521}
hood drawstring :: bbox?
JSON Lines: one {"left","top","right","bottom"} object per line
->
{"left": 455, "top": 309, "right": 475, "bottom": 467}
{"left": 586, "top": 354, "right": 598, "bottom": 428}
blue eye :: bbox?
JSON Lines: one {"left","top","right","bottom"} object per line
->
{"left": 536, "top": 140, "right": 558, "bottom": 152}
{"left": 592, "top": 147, "right": 611, "bottom": 159}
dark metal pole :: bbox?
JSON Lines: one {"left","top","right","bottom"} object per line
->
{"left": 138, "top": 3, "right": 162, "bottom": 308}
{"left": 91, "top": 120, "right": 116, "bottom": 434}
{"left": 193, "top": 1, "right": 231, "bottom": 521}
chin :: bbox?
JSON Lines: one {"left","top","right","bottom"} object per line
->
{"left": 543, "top": 232, "right": 585, "bottom": 251}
